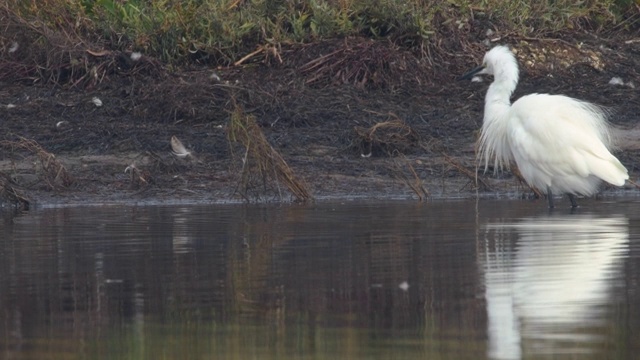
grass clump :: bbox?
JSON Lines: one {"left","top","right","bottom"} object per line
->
{"left": 468, "top": 0, "right": 628, "bottom": 33}
{"left": 1, "top": 137, "right": 74, "bottom": 191}
{"left": 227, "top": 104, "right": 313, "bottom": 203}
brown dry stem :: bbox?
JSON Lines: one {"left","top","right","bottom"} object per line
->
{"left": 354, "top": 114, "right": 419, "bottom": 157}
{"left": 228, "top": 105, "right": 313, "bottom": 202}
{"left": 389, "top": 156, "right": 430, "bottom": 201}
{"left": 299, "top": 38, "right": 430, "bottom": 89}
{"left": 444, "top": 154, "right": 491, "bottom": 191}
{"left": 1, "top": 137, "right": 73, "bottom": 190}
{"left": 124, "top": 163, "right": 153, "bottom": 190}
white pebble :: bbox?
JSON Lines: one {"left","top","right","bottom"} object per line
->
{"left": 608, "top": 77, "right": 624, "bottom": 86}
{"left": 8, "top": 42, "right": 19, "bottom": 53}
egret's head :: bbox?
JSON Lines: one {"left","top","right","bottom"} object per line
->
{"left": 459, "top": 45, "right": 518, "bottom": 84}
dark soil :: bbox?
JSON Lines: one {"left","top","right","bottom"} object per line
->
{"left": 2, "top": 35, "right": 640, "bottom": 207}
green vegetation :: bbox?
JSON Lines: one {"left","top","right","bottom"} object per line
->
{"left": 4, "top": 0, "right": 636, "bottom": 65}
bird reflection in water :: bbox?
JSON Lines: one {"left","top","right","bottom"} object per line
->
{"left": 480, "top": 215, "right": 628, "bottom": 359}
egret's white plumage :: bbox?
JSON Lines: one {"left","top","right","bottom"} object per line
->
{"left": 462, "top": 45, "right": 628, "bottom": 207}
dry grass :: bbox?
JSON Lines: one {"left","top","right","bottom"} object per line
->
{"left": 124, "top": 163, "right": 153, "bottom": 190}
{"left": 389, "top": 156, "right": 430, "bottom": 201}
{"left": 299, "top": 38, "right": 429, "bottom": 89}
{"left": 1, "top": 137, "right": 74, "bottom": 190}
{"left": 227, "top": 104, "right": 313, "bottom": 202}
{"left": 0, "top": 6, "right": 163, "bottom": 87}
{"left": 444, "top": 154, "right": 491, "bottom": 191}
{"left": 353, "top": 114, "right": 419, "bottom": 157}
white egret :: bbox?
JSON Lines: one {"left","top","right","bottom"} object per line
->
{"left": 460, "top": 45, "right": 629, "bottom": 208}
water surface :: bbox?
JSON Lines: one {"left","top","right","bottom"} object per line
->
{"left": 1, "top": 199, "right": 639, "bottom": 359}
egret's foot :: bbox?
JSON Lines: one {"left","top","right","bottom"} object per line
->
{"left": 547, "top": 187, "right": 555, "bottom": 208}
{"left": 568, "top": 194, "right": 578, "bottom": 208}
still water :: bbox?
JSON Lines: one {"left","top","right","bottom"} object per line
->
{"left": 0, "top": 199, "right": 639, "bottom": 359}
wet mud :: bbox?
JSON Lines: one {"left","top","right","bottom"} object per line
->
{"left": 2, "top": 36, "right": 640, "bottom": 207}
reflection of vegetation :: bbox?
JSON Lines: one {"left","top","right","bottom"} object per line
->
{"left": 87, "top": 319, "right": 488, "bottom": 359}
{"left": 2, "top": 204, "right": 639, "bottom": 358}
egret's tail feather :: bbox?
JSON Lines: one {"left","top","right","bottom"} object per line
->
{"left": 589, "top": 156, "right": 629, "bottom": 187}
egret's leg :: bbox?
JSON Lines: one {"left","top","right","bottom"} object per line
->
{"left": 567, "top": 194, "right": 578, "bottom": 208}
{"left": 547, "top": 187, "right": 554, "bottom": 208}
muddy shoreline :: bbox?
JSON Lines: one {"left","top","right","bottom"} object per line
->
{"left": 2, "top": 37, "right": 640, "bottom": 208}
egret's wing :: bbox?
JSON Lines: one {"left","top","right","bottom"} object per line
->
{"left": 511, "top": 95, "right": 628, "bottom": 187}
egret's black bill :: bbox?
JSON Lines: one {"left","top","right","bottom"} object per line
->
{"left": 458, "top": 65, "right": 485, "bottom": 81}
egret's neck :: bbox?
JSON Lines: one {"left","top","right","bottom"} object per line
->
{"left": 484, "top": 76, "right": 517, "bottom": 122}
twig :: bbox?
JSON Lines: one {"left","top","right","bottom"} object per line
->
{"left": 234, "top": 47, "right": 265, "bottom": 66}
{"left": 390, "top": 156, "right": 429, "bottom": 201}
{"left": 443, "top": 154, "right": 491, "bottom": 191}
